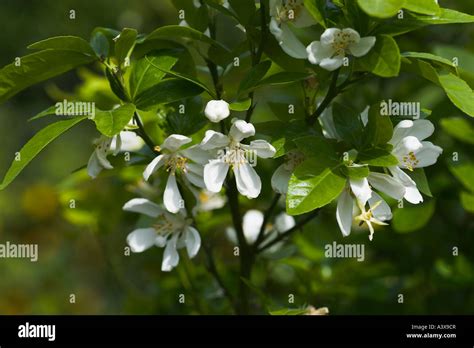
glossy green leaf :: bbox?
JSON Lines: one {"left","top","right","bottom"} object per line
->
{"left": 129, "top": 49, "right": 180, "bottom": 100}
{"left": 0, "top": 50, "right": 96, "bottom": 104}
{"left": 0, "top": 116, "right": 88, "bottom": 190}
{"left": 287, "top": 157, "right": 345, "bottom": 215}
{"left": 358, "top": 148, "right": 399, "bottom": 166}
{"left": 403, "top": 0, "right": 439, "bottom": 15}
{"left": 357, "top": 0, "right": 404, "bottom": 18}
{"left": 438, "top": 73, "right": 474, "bottom": 117}
{"left": 332, "top": 103, "right": 365, "bottom": 148}
{"left": 393, "top": 200, "right": 435, "bottom": 233}
{"left": 407, "top": 168, "right": 432, "bottom": 197}
{"left": 238, "top": 60, "right": 272, "bottom": 93}
{"left": 134, "top": 78, "right": 204, "bottom": 111}
{"left": 115, "top": 28, "right": 138, "bottom": 66}
{"left": 28, "top": 105, "right": 58, "bottom": 122}
{"left": 450, "top": 162, "right": 474, "bottom": 192}
{"left": 401, "top": 52, "right": 456, "bottom": 70}
{"left": 93, "top": 104, "right": 136, "bottom": 137}
{"left": 303, "top": 0, "right": 326, "bottom": 27}
{"left": 27, "top": 36, "right": 96, "bottom": 56}
{"left": 365, "top": 104, "right": 394, "bottom": 147}
{"left": 229, "top": 98, "right": 252, "bottom": 111}
{"left": 90, "top": 31, "right": 109, "bottom": 58}
{"left": 356, "top": 35, "right": 400, "bottom": 77}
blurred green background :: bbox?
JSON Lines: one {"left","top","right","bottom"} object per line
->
{"left": 0, "top": 0, "right": 473, "bottom": 314}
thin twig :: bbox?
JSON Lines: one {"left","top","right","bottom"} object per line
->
{"left": 133, "top": 112, "right": 156, "bottom": 152}
{"left": 254, "top": 193, "right": 281, "bottom": 249}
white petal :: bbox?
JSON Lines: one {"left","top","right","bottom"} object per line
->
{"left": 249, "top": 140, "right": 276, "bottom": 158}
{"left": 193, "top": 0, "right": 201, "bottom": 8}
{"left": 319, "top": 105, "right": 339, "bottom": 140}
{"left": 368, "top": 192, "right": 392, "bottom": 221}
{"left": 164, "top": 174, "right": 183, "bottom": 213}
{"left": 415, "top": 141, "right": 443, "bottom": 167}
{"left": 155, "top": 235, "right": 167, "bottom": 248}
{"left": 234, "top": 162, "right": 261, "bottom": 199}
{"left": 185, "top": 166, "right": 206, "bottom": 188}
{"left": 388, "top": 166, "right": 423, "bottom": 204}
{"left": 185, "top": 226, "right": 201, "bottom": 258}
{"left": 127, "top": 228, "right": 157, "bottom": 253}
{"left": 360, "top": 106, "right": 370, "bottom": 127}
{"left": 320, "top": 28, "right": 341, "bottom": 46}
{"left": 143, "top": 154, "right": 166, "bottom": 181}
{"left": 271, "top": 164, "right": 292, "bottom": 194}
{"left": 162, "top": 234, "right": 180, "bottom": 272}
{"left": 390, "top": 119, "right": 434, "bottom": 146}
{"left": 161, "top": 134, "right": 192, "bottom": 152}
{"left": 392, "top": 136, "right": 423, "bottom": 161}
{"left": 306, "top": 41, "right": 334, "bottom": 65}
{"left": 368, "top": 172, "right": 405, "bottom": 200}
{"left": 200, "top": 130, "right": 229, "bottom": 150}
{"left": 293, "top": 5, "right": 317, "bottom": 28}
{"left": 319, "top": 55, "right": 344, "bottom": 71}
{"left": 275, "top": 212, "right": 295, "bottom": 233}
{"left": 229, "top": 119, "right": 255, "bottom": 142}
{"left": 204, "top": 159, "right": 229, "bottom": 192}
{"left": 350, "top": 178, "right": 372, "bottom": 205}
{"left": 123, "top": 198, "right": 163, "bottom": 217}
{"left": 336, "top": 189, "right": 353, "bottom": 237}
{"left": 95, "top": 145, "right": 113, "bottom": 169}
{"left": 117, "top": 131, "right": 144, "bottom": 152}
{"left": 243, "top": 210, "right": 264, "bottom": 244}
{"left": 349, "top": 36, "right": 376, "bottom": 57}
{"left": 181, "top": 145, "right": 211, "bottom": 165}
{"left": 87, "top": 152, "right": 103, "bottom": 179}
{"left": 342, "top": 28, "right": 361, "bottom": 43}
{"left": 269, "top": 20, "right": 308, "bottom": 59}
{"left": 111, "top": 133, "right": 122, "bottom": 155}
{"left": 204, "top": 100, "right": 230, "bottom": 122}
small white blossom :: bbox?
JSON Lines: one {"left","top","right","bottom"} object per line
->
{"left": 87, "top": 131, "right": 143, "bottom": 179}
{"left": 143, "top": 134, "right": 210, "bottom": 213}
{"left": 202, "top": 119, "right": 276, "bottom": 199}
{"left": 388, "top": 119, "right": 443, "bottom": 204}
{"left": 123, "top": 198, "right": 201, "bottom": 272}
{"left": 269, "top": 0, "right": 316, "bottom": 58}
{"left": 271, "top": 150, "right": 305, "bottom": 194}
{"left": 204, "top": 100, "right": 230, "bottom": 123}
{"left": 226, "top": 209, "right": 295, "bottom": 247}
{"left": 307, "top": 28, "right": 376, "bottom": 71}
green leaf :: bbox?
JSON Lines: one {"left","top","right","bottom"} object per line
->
{"left": 254, "top": 72, "right": 310, "bottom": 89}
{"left": 303, "top": 0, "right": 326, "bottom": 27}
{"left": 115, "top": 28, "right": 138, "bottom": 66}
{"left": 166, "top": 97, "right": 206, "bottom": 136}
{"left": 293, "top": 135, "right": 336, "bottom": 159}
{"left": 134, "top": 78, "right": 204, "bottom": 111}
{"left": 287, "top": 157, "right": 345, "bottom": 215}
{"left": 256, "top": 119, "right": 308, "bottom": 157}
{"left": 90, "top": 31, "right": 109, "bottom": 58}
{"left": 106, "top": 68, "right": 128, "bottom": 101}
{"left": 440, "top": 117, "right": 474, "bottom": 145}
{"left": 229, "top": 98, "right": 252, "bottom": 111}
{"left": 438, "top": 73, "right": 474, "bottom": 117}
{"left": 0, "top": 116, "right": 87, "bottom": 190}
{"left": 332, "top": 103, "right": 365, "bottom": 148}
{"left": 401, "top": 52, "right": 456, "bottom": 70}
{"left": 377, "top": 9, "right": 474, "bottom": 36}
{"left": 146, "top": 25, "right": 229, "bottom": 56}
{"left": 28, "top": 105, "right": 58, "bottom": 122}
{"left": 449, "top": 162, "right": 474, "bottom": 193}
{"left": 365, "top": 104, "right": 394, "bottom": 147}
{"left": 357, "top": 0, "right": 404, "bottom": 18}
{"left": 460, "top": 191, "right": 474, "bottom": 213}
{"left": 93, "top": 104, "right": 136, "bottom": 137}
{"left": 343, "top": 164, "right": 370, "bottom": 179}
{"left": 392, "top": 200, "right": 435, "bottom": 233}
{"left": 27, "top": 36, "right": 96, "bottom": 56}
{"left": 0, "top": 50, "right": 96, "bottom": 104}
{"left": 144, "top": 55, "right": 215, "bottom": 97}
{"left": 238, "top": 60, "right": 272, "bottom": 93}
{"left": 355, "top": 35, "right": 400, "bottom": 77}
{"left": 402, "top": 0, "right": 439, "bottom": 15}
{"left": 358, "top": 148, "right": 399, "bottom": 166}
{"left": 172, "top": 0, "right": 209, "bottom": 31}
{"left": 129, "top": 49, "right": 180, "bottom": 101}
{"left": 407, "top": 168, "right": 432, "bottom": 197}
{"left": 269, "top": 308, "right": 309, "bottom": 316}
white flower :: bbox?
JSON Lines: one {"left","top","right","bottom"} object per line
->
{"left": 87, "top": 131, "right": 143, "bottom": 179}
{"left": 191, "top": 188, "right": 227, "bottom": 215}
{"left": 336, "top": 177, "right": 396, "bottom": 241}
{"left": 388, "top": 119, "right": 443, "bottom": 204}
{"left": 123, "top": 198, "right": 201, "bottom": 272}
{"left": 143, "top": 134, "right": 210, "bottom": 213}
{"left": 226, "top": 209, "right": 295, "bottom": 246}
{"left": 204, "top": 100, "right": 230, "bottom": 123}
{"left": 202, "top": 119, "right": 276, "bottom": 199}
{"left": 271, "top": 150, "right": 305, "bottom": 194}
{"left": 269, "top": 0, "right": 316, "bottom": 58}
{"left": 307, "top": 28, "right": 376, "bottom": 71}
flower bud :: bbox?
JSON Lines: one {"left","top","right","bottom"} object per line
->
{"left": 204, "top": 100, "right": 230, "bottom": 123}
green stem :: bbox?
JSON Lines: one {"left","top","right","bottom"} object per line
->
{"left": 253, "top": 193, "right": 281, "bottom": 250}
{"left": 133, "top": 112, "right": 157, "bottom": 153}
{"left": 306, "top": 69, "right": 341, "bottom": 126}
